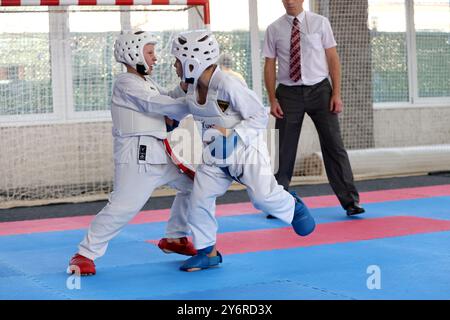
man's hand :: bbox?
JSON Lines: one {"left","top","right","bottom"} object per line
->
{"left": 270, "top": 99, "right": 284, "bottom": 119}
{"left": 329, "top": 94, "right": 343, "bottom": 113}
{"left": 325, "top": 47, "right": 343, "bottom": 114}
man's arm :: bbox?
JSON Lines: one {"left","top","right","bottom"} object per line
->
{"left": 325, "top": 46, "right": 343, "bottom": 113}
{"left": 264, "top": 57, "right": 284, "bottom": 119}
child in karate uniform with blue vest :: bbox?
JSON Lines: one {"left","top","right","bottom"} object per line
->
{"left": 120, "top": 30, "right": 316, "bottom": 272}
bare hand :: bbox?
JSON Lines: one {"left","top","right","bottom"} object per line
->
{"left": 212, "top": 125, "right": 230, "bottom": 137}
{"left": 330, "top": 95, "right": 343, "bottom": 113}
{"left": 165, "top": 116, "right": 174, "bottom": 127}
{"left": 180, "top": 81, "right": 188, "bottom": 93}
{"left": 270, "top": 100, "right": 284, "bottom": 119}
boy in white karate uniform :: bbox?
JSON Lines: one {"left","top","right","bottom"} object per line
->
{"left": 68, "top": 31, "right": 197, "bottom": 276}
{"left": 121, "top": 30, "right": 316, "bottom": 272}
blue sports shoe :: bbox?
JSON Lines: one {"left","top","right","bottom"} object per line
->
{"left": 180, "top": 245, "right": 223, "bottom": 272}
{"left": 290, "top": 192, "right": 316, "bottom": 236}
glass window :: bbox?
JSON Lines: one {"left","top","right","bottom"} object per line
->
{"left": 414, "top": 0, "right": 450, "bottom": 98}
{"left": 369, "top": 0, "right": 409, "bottom": 103}
{"left": 258, "top": 0, "right": 291, "bottom": 106}
{"left": 0, "top": 7, "right": 52, "bottom": 116}
{"left": 211, "top": 0, "right": 252, "bottom": 88}
{"left": 130, "top": 6, "right": 189, "bottom": 90}
{"left": 69, "top": 6, "right": 122, "bottom": 112}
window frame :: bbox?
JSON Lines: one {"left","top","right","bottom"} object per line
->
{"left": 3, "top": 1, "right": 448, "bottom": 124}
{"left": 373, "top": 0, "right": 450, "bottom": 109}
{"left": 0, "top": 7, "right": 125, "bottom": 125}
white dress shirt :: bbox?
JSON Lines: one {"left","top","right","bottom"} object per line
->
{"left": 263, "top": 11, "right": 337, "bottom": 86}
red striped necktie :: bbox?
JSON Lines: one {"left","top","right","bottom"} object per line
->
{"left": 289, "top": 17, "right": 301, "bottom": 82}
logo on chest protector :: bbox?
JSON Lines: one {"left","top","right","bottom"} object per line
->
{"left": 139, "top": 145, "right": 147, "bottom": 161}
{"left": 217, "top": 100, "right": 230, "bottom": 112}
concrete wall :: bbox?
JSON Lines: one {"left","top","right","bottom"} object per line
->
{"left": 373, "top": 106, "right": 450, "bottom": 147}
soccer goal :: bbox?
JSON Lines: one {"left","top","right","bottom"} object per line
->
{"left": 0, "top": 1, "right": 210, "bottom": 208}
{"left": 1, "top": 0, "right": 449, "bottom": 209}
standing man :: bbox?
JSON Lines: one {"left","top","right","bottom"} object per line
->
{"left": 263, "top": 0, "right": 365, "bottom": 216}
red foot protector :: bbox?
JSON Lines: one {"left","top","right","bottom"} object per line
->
{"left": 158, "top": 237, "right": 197, "bottom": 256}
{"left": 68, "top": 253, "right": 96, "bottom": 276}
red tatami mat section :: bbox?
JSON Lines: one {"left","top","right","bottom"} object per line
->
{"left": 149, "top": 216, "right": 450, "bottom": 255}
{"left": 1, "top": 185, "right": 449, "bottom": 236}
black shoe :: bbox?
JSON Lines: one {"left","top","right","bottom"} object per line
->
{"left": 346, "top": 204, "right": 365, "bottom": 216}
{"left": 266, "top": 214, "right": 277, "bottom": 219}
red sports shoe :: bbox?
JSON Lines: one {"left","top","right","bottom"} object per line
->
{"left": 158, "top": 237, "right": 197, "bottom": 256}
{"left": 68, "top": 253, "right": 96, "bottom": 276}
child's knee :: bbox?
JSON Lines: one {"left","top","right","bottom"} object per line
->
{"left": 250, "top": 190, "right": 271, "bottom": 209}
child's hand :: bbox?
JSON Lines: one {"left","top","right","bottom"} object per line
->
{"left": 180, "top": 81, "right": 189, "bottom": 92}
{"left": 165, "top": 117, "right": 179, "bottom": 132}
{"left": 165, "top": 116, "right": 174, "bottom": 127}
{"left": 212, "top": 125, "right": 230, "bottom": 137}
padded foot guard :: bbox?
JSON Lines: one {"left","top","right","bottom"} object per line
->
{"left": 158, "top": 237, "right": 197, "bottom": 256}
{"left": 67, "top": 253, "right": 96, "bottom": 276}
{"left": 291, "top": 192, "right": 316, "bottom": 236}
{"left": 180, "top": 245, "right": 223, "bottom": 272}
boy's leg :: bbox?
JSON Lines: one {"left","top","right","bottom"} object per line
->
{"left": 158, "top": 163, "right": 196, "bottom": 255}
{"left": 179, "top": 164, "right": 231, "bottom": 271}
{"left": 188, "top": 164, "right": 232, "bottom": 250}
{"left": 234, "top": 142, "right": 315, "bottom": 236}
{"left": 161, "top": 163, "right": 194, "bottom": 239}
{"left": 77, "top": 162, "right": 160, "bottom": 261}
{"left": 237, "top": 145, "right": 295, "bottom": 224}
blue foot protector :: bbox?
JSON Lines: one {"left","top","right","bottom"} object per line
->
{"left": 290, "top": 191, "right": 316, "bottom": 236}
{"left": 179, "top": 245, "right": 223, "bottom": 272}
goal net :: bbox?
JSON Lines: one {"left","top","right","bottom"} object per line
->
{"left": 289, "top": 0, "right": 450, "bottom": 182}
{"left": 1, "top": 0, "right": 449, "bottom": 209}
{"left": 0, "top": 1, "right": 210, "bottom": 208}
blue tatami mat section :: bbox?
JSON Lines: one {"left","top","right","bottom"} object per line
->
{"left": 1, "top": 195, "right": 449, "bottom": 300}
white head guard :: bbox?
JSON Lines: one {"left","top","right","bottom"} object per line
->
{"left": 171, "top": 30, "right": 220, "bottom": 84}
{"left": 114, "top": 31, "right": 157, "bottom": 75}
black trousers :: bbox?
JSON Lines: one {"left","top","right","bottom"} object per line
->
{"left": 274, "top": 79, "right": 359, "bottom": 209}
